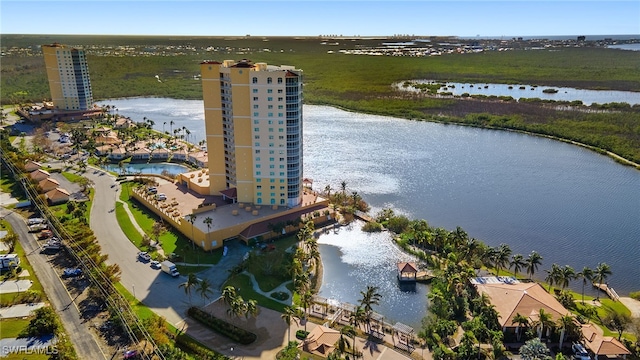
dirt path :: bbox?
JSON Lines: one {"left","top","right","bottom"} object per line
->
{"left": 619, "top": 297, "right": 640, "bottom": 318}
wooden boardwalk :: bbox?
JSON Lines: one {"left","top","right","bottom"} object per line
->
{"left": 593, "top": 283, "right": 620, "bottom": 301}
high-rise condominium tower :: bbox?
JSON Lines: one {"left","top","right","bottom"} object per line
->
{"left": 201, "top": 60, "right": 303, "bottom": 208}
{"left": 42, "top": 43, "right": 94, "bottom": 111}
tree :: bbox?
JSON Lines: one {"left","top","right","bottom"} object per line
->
{"left": 300, "top": 291, "right": 313, "bottom": 332}
{"left": 577, "top": 267, "right": 593, "bottom": 304}
{"left": 195, "top": 278, "right": 213, "bottom": 306}
{"left": 186, "top": 213, "right": 197, "bottom": 250}
{"left": 557, "top": 315, "right": 574, "bottom": 349}
{"left": 179, "top": 273, "right": 199, "bottom": 306}
{"left": 558, "top": 265, "right": 576, "bottom": 290}
{"left": 511, "top": 254, "right": 526, "bottom": 279}
{"left": 545, "top": 263, "right": 561, "bottom": 292}
{"left": 281, "top": 306, "right": 296, "bottom": 343}
{"left": 203, "top": 217, "right": 213, "bottom": 249}
{"left": 151, "top": 220, "right": 166, "bottom": 246}
{"left": 1, "top": 232, "right": 18, "bottom": 253}
{"left": 604, "top": 310, "right": 631, "bottom": 340}
{"left": 593, "top": 262, "right": 612, "bottom": 299}
{"left": 494, "top": 243, "right": 512, "bottom": 276}
{"left": 533, "top": 309, "right": 555, "bottom": 339}
{"left": 526, "top": 251, "right": 543, "bottom": 280}
{"left": 359, "top": 285, "right": 382, "bottom": 333}
{"left": 512, "top": 313, "right": 530, "bottom": 342}
{"left": 520, "top": 338, "right": 551, "bottom": 360}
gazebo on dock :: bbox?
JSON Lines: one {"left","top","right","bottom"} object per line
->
{"left": 397, "top": 262, "right": 418, "bottom": 282}
{"left": 369, "top": 312, "right": 385, "bottom": 339}
{"left": 311, "top": 295, "right": 330, "bottom": 318}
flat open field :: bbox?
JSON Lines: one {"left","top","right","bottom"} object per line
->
{"left": 2, "top": 34, "right": 640, "bottom": 164}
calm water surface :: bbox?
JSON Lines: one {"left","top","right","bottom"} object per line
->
{"left": 107, "top": 98, "right": 640, "bottom": 310}
{"left": 102, "top": 162, "right": 190, "bottom": 176}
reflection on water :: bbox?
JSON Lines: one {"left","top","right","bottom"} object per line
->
{"left": 317, "top": 221, "right": 429, "bottom": 329}
{"left": 397, "top": 80, "right": 640, "bottom": 105}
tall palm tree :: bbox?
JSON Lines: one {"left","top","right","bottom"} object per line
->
{"left": 593, "top": 263, "right": 612, "bottom": 300}
{"left": 169, "top": 120, "right": 175, "bottom": 135}
{"left": 300, "top": 291, "right": 313, "bottom": 332}
{"left": 577, "top": 267, "right": 593, "bottom": 304}
{"left": 203, "top": 217, "right": 213, "bottom": 249}
{"left": 179, "top": 273, "right": 200, "bottom": 306}
{"left": 245, "top": 299, "right": 258, "bottom": 320}
{"left": 281, "top": 306, "right": 296, "bottom": 343}
{"left": 510, "top": 254, "right": 526, "bottom": 279}
{"left": 557, "top": 315, "right": 574, "bottom": 350}
{"left": 533, "top": 308, "right": 555, "bottom": 339}
{"left": 558, "top": 265, "right": 576, "bottom": 290}
{"left": 545, "top": 263, "right": 562, "bottom": 291}
{"left": 359, "top": 285, "right": 382, "bottom": 333}
{"left": 324, "top": 184, "right": 332, "bottom": 200}
{"left": 349, "top": 305, "right": 367, "bottom": 332}
{"left": 186, "top": 213, "right": 197, "bottom": 250}
{"left": 494, "top": 243, "right": 512, "bottom": 276}
{"left": 195, "top": 278, "right": 214, "bottom": 306}
{"left": 511, "top": 313, "right": 529, "bottom": 342}
{"left": 526, "top": 251, "right": 543, "bottom": 280}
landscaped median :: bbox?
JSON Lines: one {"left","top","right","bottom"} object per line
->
{"left": 187, "top": 307, "right": 257, "bottom": 345}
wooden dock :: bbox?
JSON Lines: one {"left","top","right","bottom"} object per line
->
{"left": 593, "top": 283, "right": 620, "bottom": 301}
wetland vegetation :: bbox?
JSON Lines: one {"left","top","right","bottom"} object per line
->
{"left": 2, "top": 35, "right": 640, "bottom": 164}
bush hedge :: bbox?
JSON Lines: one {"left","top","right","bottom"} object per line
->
{"left": 187, "top": 307, "right": 257, "bottom": 345}
{"left": 630, "top": 291, "right": 640, "bottom": 301}
{"left": 295, "top": 330, "right": 309, "bottom": 340}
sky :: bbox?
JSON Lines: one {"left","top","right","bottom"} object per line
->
{"left": 1, "top": 1, "right": 639, "bottom": 38}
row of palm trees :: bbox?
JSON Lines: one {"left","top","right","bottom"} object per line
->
{"left": 544, "top": 262, "right": 612, "bottom": 301}
{"left": 178, "top": 273, "right": 214, "bottom": 307}
{"left": 221, "top": 286, "right": 258, "bottom": 325}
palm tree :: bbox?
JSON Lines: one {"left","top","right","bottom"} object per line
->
{"left": 593, "top": 263, "right": 612, "bottom": 300}
{"left": 203, "top": 217, "right": 213, "bottom": 249}
{"left": 349, "top": 305, "right": 367, "bottom": 332}
{"left": 179, "top": 273, "right": 200, "bottom": 306}
{"left": 558, "top": 265, "right": 576, "bottom": 290}
{"left": 545, "top": 263, "right": 561, "bottom": 291}
{"left": 511, "top": 313, "right": 529, "bottom": 342}
{"left": 533, "top": 308, "right": 555, "bottom": 339}
{"left": 577, "top": 267, "right": 593, "bottom": 304}
{"left": 195, "top": 278, "right": 214, "bottom": 306}
{"left": 245, "top": 299, "right": 258, "bottom": 320}
{"left": 281, "top": 306, "right": 296, "bottom": 343}
{"left": 359, "top": 285, "right": 382, "bottom": 333}
{"left": 520, "top": 338, "right": 550, "bottom": 360}
{"left": 511, "top": 254, "right": 526, "bottom": 279}
{"left": 526, "top": 251, "right": 543, "bottom": 280}
{"left": 170, "top": 120, "right": 175, "bottom": 135}
{"left": 494, "top": 243, "right": 512, "bottom": 276}
{"left": 186, "top": 213, "right": 197, "bottom": 250}
{"left": 300, "top": 291, "right": 313, "bottom": 332}
{"left": 557, "top": 315, "right": 574, "bottom": 350}
{"left": 324, "top": 184, "right": 332, "bottom": 199}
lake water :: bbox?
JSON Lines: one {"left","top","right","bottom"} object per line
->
{"left": 396, "top": 81, "right": 640, "bottom": 105}
{"left": 607, "top": 43, "right": 640, "bottom": 51}
{"left": 102, "top": 162, "right": 190, "bottom": 176}
{"left": 106, "top": 98, "right": 640, "bottom": 326}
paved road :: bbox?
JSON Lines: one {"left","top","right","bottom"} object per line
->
{"left": 2, "top": 210, "right": 106, "bottom": 360}
{"left": 85, "top": 168, "right": 190, "bottom": 327}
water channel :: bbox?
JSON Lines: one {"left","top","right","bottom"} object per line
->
{"left": 102, "top": 162, "right": 190, "bottom": 176}
{"left": 107, "top": 97, "right": 640, "bottom": 329}
{"left": 396, "top": 81, "right": 640, "bottom": 105}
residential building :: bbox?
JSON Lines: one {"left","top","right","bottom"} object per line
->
{"left": 200, "top": 59, "right": 303, "bottom": 207}
{"left": 42, "top": 43, "right": 94, "bottom": 111}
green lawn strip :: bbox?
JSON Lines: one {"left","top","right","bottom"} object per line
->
{"left": 0, "top": 318, "right": 32, "bottom": 338}
{"left": 0, "top": 169, "right": 26, "bottom": 200}
{"left": 60, "top": 172, "right": 82, "bottom": 183}
{"left": 119, "top": 182, "right": 222, "bottom": 265}
{"left": 115, "top": 202, "right": 144, "bottom": 247}
{"left": 224, "top": 273, "right": 287, "bottom": 313}
{"left": 114, "top": 282, "right": 156, "bottom": 321}
{"left": 0, "top": 239, "right": 46, "bottom": 306}
{"left": 4, "top": 352, "right": 49, "bottom": 360}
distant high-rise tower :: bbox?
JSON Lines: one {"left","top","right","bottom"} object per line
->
{"left": 200, "top": 59, "right": 303, "bottom": 207}
{"left": 42, "top": 43, "right": 94, "bottom": 111}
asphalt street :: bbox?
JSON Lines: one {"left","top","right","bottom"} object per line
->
{"left": 85, "top": 168, "right": 190, "bottom": 327}
{"left": 2, "top": 210, "right": 106, "bottom": 360}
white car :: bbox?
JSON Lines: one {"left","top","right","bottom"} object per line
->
{"left": 155, "top": 193, "right": 167, "bottom": 201}
{"left": 137, "top": 251, "right": 151, "bottom": 262}
{"left": 572, "top": 343, "right": 591, "bottom": 360}
{"left": 150, "top": 260, "right": 161, "bottom": 269}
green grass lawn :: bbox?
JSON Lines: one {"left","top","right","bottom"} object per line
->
{"left": 0, "top": 239, "right": 46, "bottom": 306}
{"left": 223, "top": 273, "right": 288, "bottom": 313}
{"left": 115, "top": 282, "right": 157, "bottom": 322}
{"left": 244, "top": 235, "right": 298, "bottom": 292}
{"left": 118, "top": 182, "right": 222, "bottom": 264}
{"left": 0, "top": 318, "right": 32, "bottom": 338}
{"left": 0, "top": 169, "right": 26, "bottom": 200}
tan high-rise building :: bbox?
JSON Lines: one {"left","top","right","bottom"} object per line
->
{"left": 201, "top": 59, "right": 303, "bottom": 207}
{"left": 42, "top": 43, "right": 94, "bottom": 111}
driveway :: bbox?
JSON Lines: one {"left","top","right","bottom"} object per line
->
{"left": 0, "top": 303, "right": 46, "bottom": 319}
{"left": 49, "top": 173, "right": 88, "bottom": 202}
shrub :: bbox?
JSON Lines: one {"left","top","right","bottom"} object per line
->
{"left": 362, "top": 221, "right": 383, "bottom": 232}
{"left": 271, "top": 291, "right": 289, "bottom": 301}
{"left": 630, "top": 291, "right": 640, "bottom": 301}
{"left": 187, "top": 307, "right": 256, "bottom": 345}
{"left": 295, "top": 330, "right": 309, "bottom": 340}
{"left": 174, "top": 333, "right": 228, "bottom": 359}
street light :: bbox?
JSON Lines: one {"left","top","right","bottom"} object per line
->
{"left": 132, "top": 284, "right": 136, "bottom": 300}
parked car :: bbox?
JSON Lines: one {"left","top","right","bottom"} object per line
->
{"left": 573, "top": 343, "right": 591, "bottom": 360}
{"left": 150, "top": 260, "right": 161, "bottom": 269}
{"left": 123, "top": 349, "right": 138, "bottom": 359}
{"left": 38, "top": 230, "right": 53, "bottom": 239}
{"left": 147, "top": 186, "right": 158, "bottom": 194}
{"left": 62, "top": 268, "right": 82, "bottom": 278}
{"left": 137, "top": 251, "right": 151, "bottom": 262}
{"left": 155, "top": 193, "right": 167, "bottom": 201}
{"left": 29, "top": 223, "right": 48, "bottom": 232}
{"left": 27, "top": 218, "right": 45, "bottom": 225}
